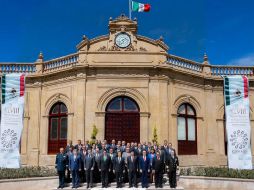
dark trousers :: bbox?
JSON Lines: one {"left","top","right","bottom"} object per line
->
{"left": 94, "top": 166, "right": 101, "bottom": 183}
{"left": 155, "top": 170, "right": 163, "bottom": 188}
{"left": 58, "top": 171, "right": 65, "bottom": 188}
{"left": 128, "top": 170, "right": 137, "bottom": 187}
{"left": 115, "top": 171, "right": 123, "bottom": 187}
{"left": 168, "top": 170, "right": 177, "bottom": 188}
{"left": 71, "top": 170, "right": 79, "bottom": 188}
{"left": 66, "top": 168, "right": 71, "bottom": 183}
{"left": 141, "top": 170, "right": 149, "bottom": 188}
{"left": 109, "top": 169, "right": 115, "bottom": 183}
{"left": 123, "top": 166, "right": 128, "bottom": 183}
{"left": 86, "top": 169, "right": 93, "bottom": 187}
{"left": 101, "top": 170, "right": 109, "bottom": 187}
{"left": 79, "top": 170, "right": 85, "bottom": 183}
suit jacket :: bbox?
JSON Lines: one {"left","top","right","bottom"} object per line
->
{"left": 65, "top": 145, "right": 74, "bottom": 153}
{"left": 159, "top": 149, "right": 166, "bottom": 163}
{"left": 94, "top": 152, "right": 101, "bottom": 168}
{"left": 99, "top": 155, "right": 111, "bottom": 171}
{"left": 167, "top": 156, "right": 179, "bottom": 172}
{"left": 108, "top": 153, "right": 116, "bottom": 170}
{"left": 55, "top": 153, "right": 67, "bottom": 172}
{"left": 110, "top": 144, "right": 117, "bottom": 152}
{"left": 113, "top": 157, "right": 125, "bottom": 172}
{"left": 127, "top": 156, "right": 138, "bottom": 172}
{"left": 84, "top": 154, "right": 95, "bottom": 170}
{"left": 74, "top": 144, "right": 83, "bottom": 151}
{"left": 136, "top": 148, "right": 143, "bottom": 156}
{"left": 139, "top": 156, "right": 150, "bottom": 172}
{"left": 69, "top": 154, "right": 81, "bottom": 171}
{"left": 152, "top": 157, "right": 164, "bottom": 171}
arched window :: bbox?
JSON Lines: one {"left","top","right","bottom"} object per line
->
{"left": 177, "top": 103, "right": 197, "bottom": 155}
{"left": 48, "top": 102, "right": 68, "bottom": 154}
{"left": 106, "top": 97, "right": 139, "bottom": 112}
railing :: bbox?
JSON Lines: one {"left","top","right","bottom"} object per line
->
{"left": 0, "top": 63, "right": 35, "bottom": 73}
{"left": 1, "top": 53, "right": 254, "bottom": 77}
{"left": 167, "top": 55, "right": 203, "bottom": 73}
{"left": 43, "top": 53, "right": 78, "bottom": 72}
{"left": 211, "top": 66, "right": 254, "bottom": 76}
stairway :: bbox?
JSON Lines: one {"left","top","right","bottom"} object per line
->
{"left": 53, "top": 175, "right": 184, "bottom": 189}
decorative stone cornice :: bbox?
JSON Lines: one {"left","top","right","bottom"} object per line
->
{"left": 109, "top": 14, "right": 138, "bottom": 33}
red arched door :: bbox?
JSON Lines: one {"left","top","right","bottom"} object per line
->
{"left": 48, "top": 102, "right": 68, "bottom": 154}
{"left": 105, "top": 96, "right": 140, "bottom": 143}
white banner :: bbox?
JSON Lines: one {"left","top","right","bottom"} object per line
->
{"left": 224, "top": 75, "right": 252, "bottom": 169}
{"left": 0, "top": 74, "right": 25, "bottom": 168}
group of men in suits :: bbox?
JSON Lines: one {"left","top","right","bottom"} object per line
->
{"left": 55, "top": 139, "right": 179, "bottom": 189}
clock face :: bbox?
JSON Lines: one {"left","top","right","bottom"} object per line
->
{"left": 115, "top": 33, "right": 131, "bottom": 48}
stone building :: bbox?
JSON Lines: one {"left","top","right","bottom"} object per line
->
{"left": 1, "top": 15, "right": 254, "bottom": 167}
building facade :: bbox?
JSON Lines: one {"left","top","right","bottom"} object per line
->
{"left": 1, "top": 15, "right": 254, "bottom": 167}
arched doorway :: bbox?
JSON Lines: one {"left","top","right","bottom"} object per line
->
{"left": 105, "top": 96, "right": 140, "bottom": 143}
{"left": 48, "top": 102, "right": 68, "bottom": 154}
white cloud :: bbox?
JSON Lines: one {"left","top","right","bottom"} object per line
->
{"left": 227, "top": 54, "right": 254, "bottom": 66}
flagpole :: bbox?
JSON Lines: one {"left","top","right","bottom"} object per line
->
{"left": 129, "top": 0, "right": 132, "bottom": 20}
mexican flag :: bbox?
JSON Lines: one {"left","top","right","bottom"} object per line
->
{"left": 1, "top": 74, "right": 25, "bottom": 104}
{"left": 224, "top": 75, "right": 248, "bottom": 106}
{"left": 0, "top": 74, "right": 26, "bottom": 168}
{"left": 132, "top": 1, "right": 151, "bottom": 12}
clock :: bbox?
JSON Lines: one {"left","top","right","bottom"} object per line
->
{"left": 115, "top": 33, "right": 131, "bottom": 48}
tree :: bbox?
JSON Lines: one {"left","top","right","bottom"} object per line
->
{"left": 90, "top": 124, "right": 98, "bottom": 144}
{"left": 152, "top": 125, "right": 158, "bottom": 144}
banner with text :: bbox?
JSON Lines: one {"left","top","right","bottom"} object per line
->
{"left": 224, "top": 75, "right": 252, "bottom": 169}
{"left": 0, "top": 74, "right": 25, "bottom": 168}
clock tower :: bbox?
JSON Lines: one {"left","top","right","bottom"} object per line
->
{"left": 108, "top": 14, "right": 138, "bottom": 51}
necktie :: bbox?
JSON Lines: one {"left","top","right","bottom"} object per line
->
{"left": 144, "top": 156, "right": 146, "bottom": 161}
{"left": 119, "top": 157, "right": 120, "bottom": 163}
{"left": 131, "top": 157, "right": 133, "bottom": 162}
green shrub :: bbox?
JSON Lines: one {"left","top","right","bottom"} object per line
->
{"left": 0, "top": 166, "right": 57, "bottom": 179}
{"left": 90, "top": 124, "right": 98, "bottom": 145}
{"left": 180, "top": 167, "right": 254, "bottom": 179}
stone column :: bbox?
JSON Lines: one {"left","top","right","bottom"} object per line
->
{"left": 26, "top": 88, "right": 41, "bottom": 166}
{"left": 140, "top": 112, "right": 150, "bottom": 142}
{"left": 75, "top": 77, "right": 86, "bottom": 141}
{"left": 95, "top": 112, "right": 106, "bottom": 140}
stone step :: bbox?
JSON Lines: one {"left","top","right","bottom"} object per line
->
{"left": 53, "top": 182, "right": 184, "bottom": 190}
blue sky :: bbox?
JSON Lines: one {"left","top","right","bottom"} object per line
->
{"left": 0, "top": 0, "right": 254, "bottom": 65}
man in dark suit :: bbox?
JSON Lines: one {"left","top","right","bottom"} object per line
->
{"left": 110, "top": 139, "right": 117, "bottom": 153}
{"left": 167, "top": 150, "right": 179, "bottom": 188}
{"left": 108, "top": 148, "right": 116, "bottom": 183}
{"left": 69, "top": 149, "right": 82, "bottom": 188}
{"left": 74, "top": 139, "right": 83, "bottom": 151}
{"left": 55, "top": 147, "right": 67, "bottom": 189}
{"left": 113, "top": 151, "right": 125, "bottom": 188}
{"left": 65, "top": 140, "right": 74, "bottom": 153}
{"left": 84, "top": 148, "right": 95, "bottom": 188}
{"left": 94, "top": 147, "right": 101, "bottom": 183}
{"left": 127, "top": 151, "right": 138, "bottom": 188}
{"left": 152, "top": 151, "right": 164, "bottom": 188}
{"left": 99, "top": 150, "right": 111, "bottom": 188}
{"left": 139, "top": 150, "right": 150, "bottom": 188}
